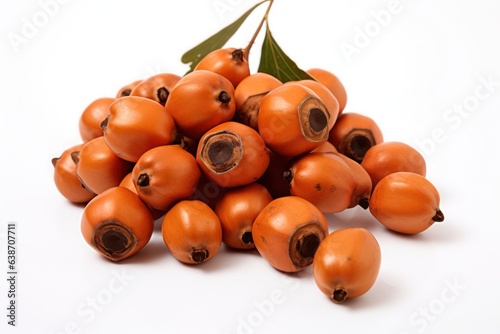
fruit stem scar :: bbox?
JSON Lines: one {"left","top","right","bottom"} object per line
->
{"left": 208, "top": 140, "right": 234, "bottom": 166}
{"left": 218, "top": 91, "right": 232, "bottom": 104}
{"left": 241, "top": 230, "right": 254, "bottom": 244}
{"left": 309, "top": 108, "right": 328, "bottom": 132}
{"left": 92, "top": 220, "right": 138, "bottom": 261}
{"left": 296, "top": 234, "right": 320, "bottom": 258}
{"left": 289, "top": 222, "right": 326, "bottom": 269}
{"left": 157, "top": 87, "right": 170, "bottom": 106}
{"left": 358, "top": 198, "right": 369, "bottom": 210}
{"left": 120, "top": 88, "right": 132, "bottom": 97}
{"left": 137, "top": 173, "right": 150, "bottom": 187}
{"left": 298, "top": 96, "right": 329, "bottom": 142}
{"left": 231, "top": 49, "right": 245, "bottom": 62}
{"left": 191, "top": 248, "right": 209, "bottom": 263}
{"left": 332, "top": 288, "right": 348, "bottom": 303}
{"left": 200, "top": 130, "right": 243, "bottom": 174}
{"left": 102, "top": 230, "right": 128, "bottom": 253}
{"left": 340, "top": 129, "right": 375, "bottom": 163}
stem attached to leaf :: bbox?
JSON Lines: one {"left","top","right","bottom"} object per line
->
{"left": 244, "top": 0, "right": 274, "bottom": 55}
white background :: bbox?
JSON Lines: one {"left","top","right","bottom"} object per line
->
{"left": 1, "top": 0, "right": 500, "bottom": 333}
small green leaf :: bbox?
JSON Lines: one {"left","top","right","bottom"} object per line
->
{"left": 258, "top": 23, "right": 314, "bottom": 83}
{"left": 181, "top": 0, "right": 268, "bottom": 74}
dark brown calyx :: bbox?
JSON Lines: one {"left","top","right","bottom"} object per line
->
{"left": 100, "top": 117, "right": 109, "bottom": 132}
{"left": 433, "top": 209, "right": 445, "bottom": 222}
{"left": 298, "top": 96, "right": 330, "bottom": 142}
{"left": 241, "top": 230, "right": 254, "bottom": 245}
{"left": 236, "top": 92, "right": 268, "bottom": 130}
{"left": 289, "top": 222, "right": 326, "bottom": 269}
{"left": 70, "top": 151, "right": 80, "bottom": 164}
{"left": 157, "top": 87, "right": 169, "bottom": 106}
{"left": 51, "top": 157, "right": 60, "bottom": 167}
{"left": 218, "top": 91, "right": 232, "bottom": 104}
{"left": 191, "top": 248, "right": 209, "bottom": 263}
{"left": 92, "top": 219, "right": 138, "bottom": 261}
{"left": 358, "top": 197, "right": 370, "bottom": 210}
{"left": 137, "top": 173, "right": 150, "bottom": 188}
{"left": 200, "top": 130, "right": 243, "bottom": 174}
{"left": 231, "top": 49, "right": 245, "bottom": 63}
{"left": 332, "top": 288, "right": 348, "bottom": 304}
{"left": 339, "top": 128, "right": 376, "bottom": 163}
{"left": 120, "top": 88, "right": 132, "bottom": 97}
{"left": 71, "top": 153, "right": 95, "bottom": 193}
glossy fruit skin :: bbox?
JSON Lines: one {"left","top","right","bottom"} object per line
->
{"left": 75, "top": 136, "right": 134, "bottom": 194}
{"left": 194, "top": 47, "right": 250, "bottom": 87}
{"left": 116, "top": 79, "right": 142, "bottom": 99}
{"left": 119, "top": 173, "right": 166, "bottom": 220}
{"left": 165, "top": 70, "right": 236, "bottom": 139}
{"left": 215, "top": 182, "right": 273, "bottom": 249}
{"left": 252, "top": 196, "right": 329, "bottom": 273}
{"left": 313, "top": 228, "right": 381, "bottom": 303}
{"left": 328, "top": 112, "right": 384, "bottom": 163}
{"left": 307, "top": 68, "right": 348, "bottom": 114}
{"left": 130, "top": 73, "right": 181, "bottom": 106}
{"left": 161, "top": 200, "right": 222, "bottom": 264}
{"left": 235, "top": 72, "right": 283, "bottom": 110}
{"left": 118, "top": 172, "right": 138, "bottom": 194}
{"left": 286, "top": 153, "right": 357, "bottom": 213}
{"left": 79, "top": 97, "right": 115, "bottom": 143}
{"left": 369, "top": 172, "right": 444, "bottom": 234}
{"left": 333, "top": 152, "right": 372, "bottom": 209}
{"left": 293, "top": 79, "right": 340, "bottom": 130}
{"left": 103, "top": 96, "right": 177, "bottom": 162}
{"left": 132, "top": 145, "right": 201, "bottom": 211}
{"left": 196, "top": 121, "right": 270, "bottom": 188}
{"left": 81, "top": 186, "right": 154, "bottom": 261}
{"left": 361, "top": 141, "right": 426, "bottom": 189}
{"left": 234, "top": 72, "right": 283, "bottom": 130}
{"left": 258, "top": 83, "right": 331, "bottom": 157}
{"left": 52, "top": 144, "right": 96, "bottom": 203}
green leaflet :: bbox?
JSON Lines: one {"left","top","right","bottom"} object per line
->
{"left": 258, "top": 23, "right": 314, "bottom": 83}
{"left": 181, "top": 0, "right": 268, "bottom": 74}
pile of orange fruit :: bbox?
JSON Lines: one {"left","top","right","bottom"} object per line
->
{"left": 52, "top": 46, "right": 444, "bottom": 303}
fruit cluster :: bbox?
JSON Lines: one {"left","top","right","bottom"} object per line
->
{"left": 52, "top": 3, "right": 444, "bottom": 304}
